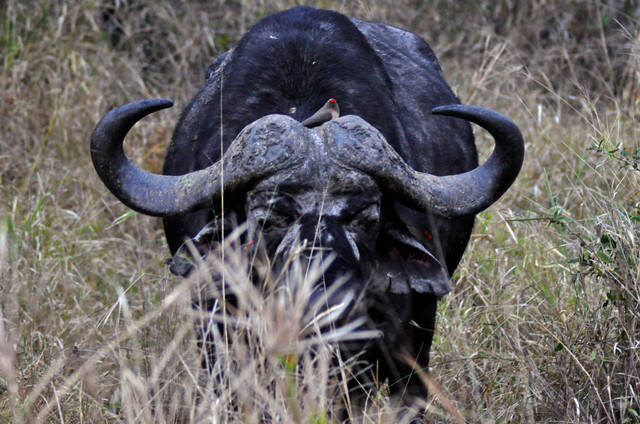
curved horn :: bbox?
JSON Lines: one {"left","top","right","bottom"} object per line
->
{"left": 91, "top": 99, "right": 302, "bottom": 217}
{"left": 324, "top": 105, "right": 524, "bottom": 217}
{"left": 420, "top": 104, "right": 525, "bottom": 216}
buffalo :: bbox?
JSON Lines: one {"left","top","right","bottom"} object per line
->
{"left": 91, "top": 7, "right": 524, "bottom": 399}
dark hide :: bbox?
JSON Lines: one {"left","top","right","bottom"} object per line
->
{"left": 163, "top": 7, "right": 477, "bottom": 397}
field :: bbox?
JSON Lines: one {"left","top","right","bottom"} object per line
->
{"left": 1, "top": 0, "right": 639, "bottom": 422}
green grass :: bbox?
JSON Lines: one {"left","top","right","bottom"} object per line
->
{"left": 0, "top": 0, "right": 638, "bottom": 422}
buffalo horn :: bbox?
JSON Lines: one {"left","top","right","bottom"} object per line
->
{"left": 324, "top": 105, "right": 524, "bottom": 217}
{"left": 91, "top": 99, "right": 301, "bottom": 217}
{"left": 418, "top": 104, "right": 525, "bottom": 216}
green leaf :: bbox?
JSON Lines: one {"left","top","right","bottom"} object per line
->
{"left": 109, "top": 210, "right": 134, "bottom": 228}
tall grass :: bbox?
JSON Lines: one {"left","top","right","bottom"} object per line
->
{"left": 0, "top": 0, "right": 638, "bottom": 422}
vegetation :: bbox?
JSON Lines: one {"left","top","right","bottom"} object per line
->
{"left": 0, "top": 0, "right": 638, "bottom": 422}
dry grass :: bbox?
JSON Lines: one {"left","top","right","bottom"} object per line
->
{"left": 1, "top": 0, "right": 639, "bottom": 422}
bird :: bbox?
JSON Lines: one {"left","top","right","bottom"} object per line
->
{"left": 301, "top": 98, "right": 340, "bottom": 128}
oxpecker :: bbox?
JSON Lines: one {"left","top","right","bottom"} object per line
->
{"left": 302, "top": 98, "right": 340, "bottom": 127}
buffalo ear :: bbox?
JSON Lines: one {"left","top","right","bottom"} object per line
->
{"left": 167, "top": 222, "right": 219, "bottom": 277}
{"left": 373, "top": 218, "right": 451, "bottom": 297}
{"left": 168, "top": 254, "right": 195, "bottom": 277}
{"left": 167, "top": 212, "right": 241, "bottom": 277}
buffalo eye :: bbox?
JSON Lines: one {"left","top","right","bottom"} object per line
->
{"left": 257, "top": 213, "right": 292, "bottom": 231}
{"left": 344, "top": 204, "right": 380, "bottom": 234}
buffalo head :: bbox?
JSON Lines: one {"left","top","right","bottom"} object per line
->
{"left": 92, "top": 100, "right": 522, "bottom": 288}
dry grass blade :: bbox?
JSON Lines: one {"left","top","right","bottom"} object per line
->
{"left": 402, "top": 352, "right": 466, "bottom": 424}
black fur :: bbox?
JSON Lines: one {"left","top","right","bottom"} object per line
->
{"left": 162, "top": 7, "right": 479, "bottom": 398}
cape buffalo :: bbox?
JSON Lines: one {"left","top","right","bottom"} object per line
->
{"left": 91, "top": 7, "right": 524, "bottom": 398}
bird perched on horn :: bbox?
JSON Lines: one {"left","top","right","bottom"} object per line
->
{"left": 302, "top": 98, "right": 340, "bottom": 127}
